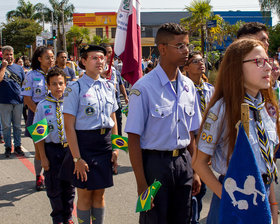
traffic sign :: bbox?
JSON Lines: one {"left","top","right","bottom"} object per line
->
{"left": 207, "top": 20, "right": 217, "bottom": 28}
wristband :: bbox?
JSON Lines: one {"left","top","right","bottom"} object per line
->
{"left": 270, "top": 202, "right": 278, "bottom": 206}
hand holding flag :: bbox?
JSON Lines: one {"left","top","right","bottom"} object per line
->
{"left": 27, "top": 118, "right": 50, "bottom": 143}
{"left": 136, "top": 180, "right": 162, "bottom": 213}
{"left": 121, "top": 105, "right": 129, "bottom": 117}
{"left": 111, "top": 134, "right": 128, "bottom": 152}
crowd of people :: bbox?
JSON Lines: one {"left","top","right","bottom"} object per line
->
{"left": 0, "top": 21, "right": 279, "bottom": 224}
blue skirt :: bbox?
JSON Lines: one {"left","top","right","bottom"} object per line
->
{"left": 73, "top": 129, "right": 113, "bottom": 190}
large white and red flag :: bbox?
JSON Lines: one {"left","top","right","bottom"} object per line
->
{"left": 114, "top": 0, "right": 142, "bottom": 85}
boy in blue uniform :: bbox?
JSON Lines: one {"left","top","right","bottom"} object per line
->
{"left": 184, "top": 51, "right": 214, "bottom": 224}
{"left": 125, "top": 23, "right": 202, "bottom": 224}
{"left": 33, "top": 67, "right": 75, "bottom": 224}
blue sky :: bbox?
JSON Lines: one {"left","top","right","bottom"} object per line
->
{"left": 1, "top": 0, "right": 277, "bottom": 27}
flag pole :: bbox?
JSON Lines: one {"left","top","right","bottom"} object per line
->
{"left": 241, "top": 103, "right": 249, "bottom": 137}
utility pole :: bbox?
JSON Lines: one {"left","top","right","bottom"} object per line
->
{"left": 62, "top": 10, "right": 67, "bottom": 52}
{"left": 52, "top": 11, "right": 57, "bottom": 56}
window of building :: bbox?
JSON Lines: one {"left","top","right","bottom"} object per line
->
{"left": 111, "top": 28, "right": 116, "bottom": 38}
{"left": 96, "top": 28, "right": 103, "bottom": 37}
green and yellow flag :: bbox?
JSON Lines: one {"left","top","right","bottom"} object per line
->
{"left": 121, "top": 105, "right": 128, "bottom": 117}
{"left": 27, "top": 118, "right": 50, "bottom": 143}
{"left": 136, "top": 180, "right": 162, "bottom": 213}
{"left": 111, "top": 134, "right": 128, "bottom": 152}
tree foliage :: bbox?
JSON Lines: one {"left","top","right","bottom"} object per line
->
{"left": 66, "top": 25, "right": 90, "bottom": 48}
{"left": 42, "top": 0, "right": 75, "bottom": 50}
{"left": 267, "top": 24, "right": 280, "bottom": 56}
{"left": 91, "top": 35, "right": 110, "bottom": 45}
{"left": 2, "top": 18, "right": 42, "bottom": 54}
{"left": 6, "top": 0, "right": 44, "bottom": 21}
{"left": 259, "top": 0, "right": 280, "bottom": 18}
{"left": 181, "top": 0, "right": 212, "bottom": 55}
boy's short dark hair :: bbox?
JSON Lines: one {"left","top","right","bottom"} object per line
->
{"left": 155, "top": 23, "right": 188, "bottom": 45}
{"left": 237, "top": 22, "right": 268, "bottom": 39}
{"left": 56, "top": 50, "right": 67, "bottom": 57}
{"left": 187, "top": 51, "right": 203, "bottom": 64}
{"left": 46, "top": 67, "right": 67, "bottom": 85}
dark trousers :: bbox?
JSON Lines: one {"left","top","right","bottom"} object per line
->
{"left": 115, "top": 106, "right": 122, "bottom": 136}
{"left": 140, "top": 149, "right": 193, "bottom": 224}
{"left": 44, "top": 143, "right": 75, "bottom": 224}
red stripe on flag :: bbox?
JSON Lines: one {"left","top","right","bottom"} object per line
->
{"left": 119, "top": 7, "right": 142, "bottom": 85}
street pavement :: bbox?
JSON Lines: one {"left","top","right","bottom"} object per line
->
{"left": 0, "top": 113, "right": 279, "bottom": 223}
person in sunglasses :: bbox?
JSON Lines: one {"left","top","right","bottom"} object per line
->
{"left": 184, "top": 51, "right": 214, "bottom": 224}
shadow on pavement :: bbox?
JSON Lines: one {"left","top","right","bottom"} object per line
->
{"left": 0, "top": 180, "right": 36, "bottom": 208}
{"left": 117, "top": 165, "right": 133, "bottom": 175}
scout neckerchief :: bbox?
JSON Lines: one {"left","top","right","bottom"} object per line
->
{"left": 244, "top": 93, "right": 278, "bottom": 184}
{"left": 195, "top": 79, "right": 206, "bottom": 114}
{"left": 45, "top": 94, "right": 64, "bottom": 144}
{"left": 36, "top": 69, "right": 48, "bottom": 95}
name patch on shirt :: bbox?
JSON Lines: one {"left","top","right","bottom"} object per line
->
{"left": 83, "top": 94, "right": 92, "bottom": 98}
{"left": 44, "top": 105, "right": 52, "bottom": 109}
{"left": 130, "top": 89, "right": 141, "bottom": 96}
{"left": 33, "top": 78, "right": 41, "bottom": 81}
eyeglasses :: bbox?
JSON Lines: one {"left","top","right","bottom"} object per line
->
{"left": 165, "top": 43, "right": 189, "bottom": 52}
{"left": 88, "top": 55, "right": 106, "bottom": 62}
{"left": 272, "top": 66, "right": 280, "bottom": 72}
{"left": 242, "top": 58, "right": 273, "bottom": 68}
{"left": 189, "top": 58, "right": 205, "bottom": 64}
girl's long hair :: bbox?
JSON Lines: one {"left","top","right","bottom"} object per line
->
{"left": 197, "top": 38, "right": 280, "bottom": 164}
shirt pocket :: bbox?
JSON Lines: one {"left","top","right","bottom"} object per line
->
{"left": 267, "top": 130, "right": 278, "bottom": 150}
{"left": 151, "top": 105, "right": 173, "bottom": 118}
{"left": 184, "top": 105, "right": 195, "bottom": 117}
{"left": 80, "top": 97, "right": 98, "bottom": 116}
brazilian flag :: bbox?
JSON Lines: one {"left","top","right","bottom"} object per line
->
{"left": 111, "top": 134, "right": 128, "bottom": 152}
{"left": 136, "top": 180, "right": 162, "bottom": 212}
{"left": 121, "top": 105, "right": 128, "bottom": 117}
{"left": 27, "top": 118, "right": 50, "bottom": 143}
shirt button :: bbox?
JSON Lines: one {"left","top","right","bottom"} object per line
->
{"left": 161, "top": 113, "right": 164, "bottom": 117}
{"left": 178, "top": 136, "right": 180, "bottom": 139}
{"left": 178, "top": 119, "right": 180, "bottom": 122}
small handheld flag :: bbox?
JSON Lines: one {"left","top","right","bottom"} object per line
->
{"left": 219, "top": 124, "right": 272, "bottom": 224}
{"left": 136, "top": 180, "right": 162, "bottom": 213}
{"left": 121, "top": 105, "right": 128, "bottom": 117}
{"left": 111, "top": 135, "right": 128, "bottom": 152}
{"left": 27, "top": 118, "right": 50, "bottom": 143}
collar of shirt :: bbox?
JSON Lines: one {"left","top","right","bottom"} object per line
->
{"left": 202, "top": 81, "right": 212, "bottom": 91}
{"left": 82, "top": 73, "right": 105, "bottom": 87}
{"left": 154, "top": 64, "right": 185, "bottom": 91}
{"left": 246, "top": 92, "right": 263, "bottom": 107}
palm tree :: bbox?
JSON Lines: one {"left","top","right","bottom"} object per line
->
{"left": 181, "top": 0, "right": 212, "bottom": 55}
{"left": 259, "top": 0, "right": 280, "bottom": 19}
{"left": 42, "top": 0, "right": 75, "bottom": 50}
{"left": 6, "top": 0, "right": 44, "bottom": 21}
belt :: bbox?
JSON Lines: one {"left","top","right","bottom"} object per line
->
{"left": 45, "top": 142, "right": 69, "bottom": 148}
{"left": 142, "top": 148, "right": 186, "bottom": 157}
{"left": 76, "top": 128, "right": 110, "bottom": 135}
